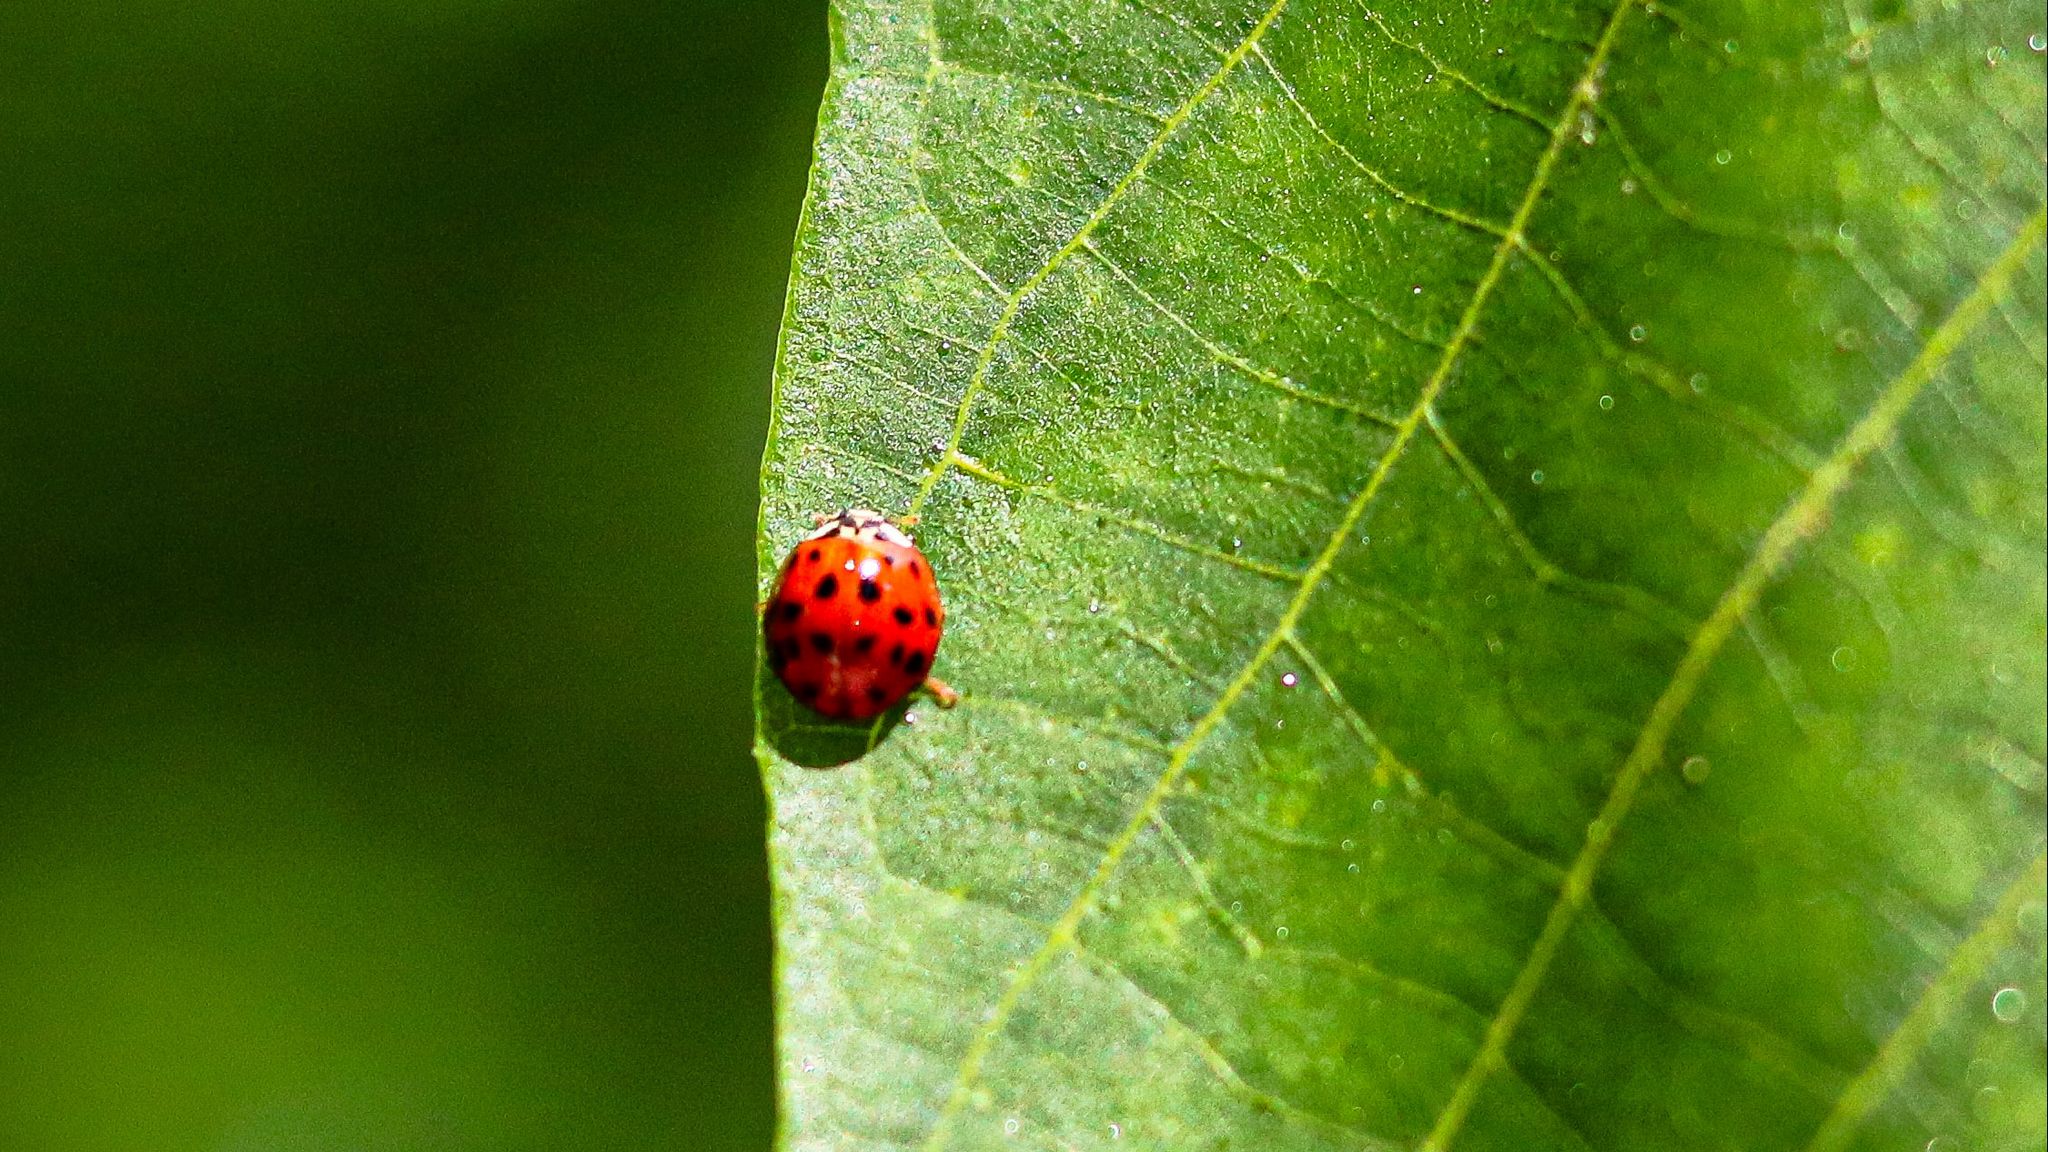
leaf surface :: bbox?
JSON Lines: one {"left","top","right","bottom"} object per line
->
{"left": 756, "top": 2, "right": 2048, "bottom": 1149}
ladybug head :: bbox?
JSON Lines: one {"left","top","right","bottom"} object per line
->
{"left": 806, "top": 508, "right": 914, "bottom": 548}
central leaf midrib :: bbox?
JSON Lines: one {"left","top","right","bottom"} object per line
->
{"left": 911, "top": 0, "right": 1640, "bottom": 1144}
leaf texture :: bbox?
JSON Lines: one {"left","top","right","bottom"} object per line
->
{"left": 756, "top": 1, "right": 2048, "bottom": 1149}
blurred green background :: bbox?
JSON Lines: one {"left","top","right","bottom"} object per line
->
{"left": 0, "top": 2, "right": 825, "bottom": 1148}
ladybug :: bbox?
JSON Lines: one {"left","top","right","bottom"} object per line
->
{"left": 765, "top": 509, "right": 956, "bottom": 720}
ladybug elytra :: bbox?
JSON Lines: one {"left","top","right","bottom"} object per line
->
{"left": 765, "top": 509, "right": 955, "bottom": 720}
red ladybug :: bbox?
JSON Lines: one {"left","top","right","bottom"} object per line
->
{"left": 765, "top": 509, "right": 956, "bottom": 721}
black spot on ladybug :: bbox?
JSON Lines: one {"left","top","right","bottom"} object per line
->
{"left": 807, "top": 548, "right": 821, "bottom": 562}
{"left": 881, "top": 555, "right": 895, "bottom": 567}
{"left": 908, "top": 560, "right": 922, "bottom": 580}
{"left": 858, "top": 578, "right": 882, "bottom": 603}
{"left": 923, "top": 606, "right": 937, "bottom": 626}
{"left": 904, "top": 650, "right": 927, "bottom": 676}
{"left": 769, "top": 649, "right": 787, "bottom": 672}
{"left": 888, "top": 643, "right": 905, "bottom": 666}
{"left": 810, "top": 633, "right": 834, "bottom": 655}
{"left": 893, "top": 607, "right": 914, "bottom": 626}
{"left": 815, "top": 574, "right": 839, "bottom": 599}
{"left": 781, "top": 639, "right": 802, "bottom": 661}
{"left": 794, "top": 682, "right": 819, "bottom": 701}
{"left": 778, "top": 601, "right": 802, "bottom": 622}
{"left": 866, "top": 686, "right": 887, "bottom": 704}
{"left": 852, "top": 635, "right": 876, "bottom": 656}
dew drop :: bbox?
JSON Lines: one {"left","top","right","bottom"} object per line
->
{"left": 1620, "top": 178, "right": 1638, "bottom": 195}
{"left": 1530, "top": 469, "right": 1546, "bottom": 485}
{"left": 1986, "top": 44, "right": 2006, "bottom": 66}
{"left": 1830, "top": 645, "right": 1857, "bottom": 672}
{"left": 1004, "top": 1117, "right": 1021, "bottom": 1136}
{"left": 1689, "top": 372, "right": 1708, "bottom": 393}
{"left": 1281, "top": 672, "right": 1299, "bottom": 687}
{"left": 1230, "top": 900, "right": 1243, "bottom": 913}
{"left": 1681, "top": 755, "right": 1711, "bottom": 784}
{"left": 1347, "top": 862, "right": 1361, "bottom": 874}
{"left": 1109, "top": 1123, "right": 1122, "bottom": 1140}
{"left": 1341, "top": 838, "right": 1355, "bottom": 851}
{"left": 1372, "top": 798, "right": 1387, "bottom": 814}
{"left": 2031, "top": 32, "right": 2046, "bottom": 52}
{"left": 1992, "top": 986, "right": 2026, "bottom": 1022}
{"left": 1598, "top": 394, "right": 1615, "bottom": 410}
{"left": 1411, "top": 284, "right": 1424, "bottom": 295}
{"left": 1723, "top": 38, "right": 1739, "bottom": 53}
{"left": 1388, "top": 1054, "right": 1406, "bottom": 1071}
{"left": 1275, "top": 926, "right": 1290, "bottom": 940}
{"left": 1715, "top": 148, "right": 1733, "bottom": 165}
{"left": 1628, "top": 323, "right": 1648, "bottom": 342}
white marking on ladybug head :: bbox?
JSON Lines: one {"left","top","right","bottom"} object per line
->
{"left": 804, "top": 508, "right": 914, "bottom": 547}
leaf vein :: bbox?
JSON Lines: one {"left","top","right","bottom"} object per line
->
{"left": 906, "top": 0, "right": 1296, "bottom": 519}
{"left": 1084, "top": 246, "right": 1401, "bottom": 426}
{"left": 1418, "top": 205, "right": 2047, "bottom": 1152}
{"left": 1248, "top": 43, "right": 1515, "bottom": 240}
{"left": 1425, "top": 409, "right": 1702, "bottom": 640}
{"left": 917, "top": 2, "right": 1643, "bottom": 1142}
{"left": 1798, "top": 851, "right": 2048, "bottom": 1152}
{"left": 949, "top": 453, "right": 1308, "bottom": 583}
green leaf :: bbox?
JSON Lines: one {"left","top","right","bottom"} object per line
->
{"left": 755, "top": 1, "right": 2048, "bottom": 1148}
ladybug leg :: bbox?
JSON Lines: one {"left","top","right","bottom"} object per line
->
{"left": 918, "top": 676, "right": 959, "bottom": 709}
